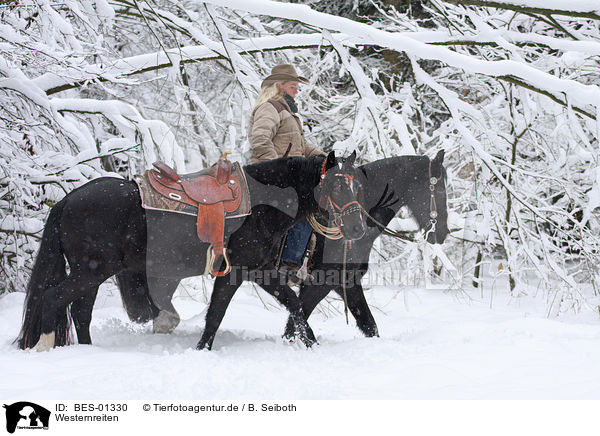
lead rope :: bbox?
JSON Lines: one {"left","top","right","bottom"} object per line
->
{"left": 343, "top": 239, "right": 349, "bottom": 324}
{"left": 308, "top": 212, "right": 349, "bottom": 321}
{"left": 307, "top": 213, "right": 344, "bottom": 240}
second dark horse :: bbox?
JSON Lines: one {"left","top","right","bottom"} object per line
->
{"left": 283, "top": 151, "right": 449, "bottom": 339}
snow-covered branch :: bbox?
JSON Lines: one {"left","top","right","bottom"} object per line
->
{"left": 35, "top": 33, "right": 363, "bottom": 95}
{"left": 197, "top": 0, "right": 600, "bottom": 121}
{"left": 440, "top": 0, "right": 600, "bottom": 21}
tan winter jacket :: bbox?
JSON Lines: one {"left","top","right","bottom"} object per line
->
{"left": 248, "top": 99, "right": 324, "bottom": 163}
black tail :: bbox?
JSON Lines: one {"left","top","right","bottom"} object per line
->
{"left": 115, "top": 271, "right": 159, "bottom": 323}
{"left": 17, "top": 199, "right": 73, "bottom": 349}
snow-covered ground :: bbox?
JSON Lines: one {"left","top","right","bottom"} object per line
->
{"left": 1, "top": 277, "right": 600, "bottom": 400}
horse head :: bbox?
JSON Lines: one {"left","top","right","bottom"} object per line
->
{"left": 316, "top": 150, "right": 366, "bottom": 241}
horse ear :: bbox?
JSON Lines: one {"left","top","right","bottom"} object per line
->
{"left": 325, "top": 150, "right": 336, "bottom": 170}
{"left": 432, "top": 150, "right": 445, "bottom": 166}
{"left": 345, "top": 150, "right": 357, "bottom": 168}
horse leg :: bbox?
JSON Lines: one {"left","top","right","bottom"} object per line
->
{"left": 147, "top": 276, "right": 181, "bottom": 334}
{"left": 259, "top": 281, "right": 317, "bottom": 348}
{"left": 283, "top": 280, "right": 330, "bottom": 340}
{"left": 35, "top": 271, "right": 104, "bottom": 351}
{"left": 335, "top": 283, "right": 379, "bottom": 337}
{"left": 115, "top": 270, "right": 159, "bottom": 324}
{"left": 71, "top": 288, "right": 99, "bottom": 345}
{"left": 196, "top": 275, "right": 242, "bottom": 350}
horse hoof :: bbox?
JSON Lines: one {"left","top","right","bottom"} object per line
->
{"left": 303, "top": 335, "right": 318, "bottom": 348}
{"left": 295, "top": 329, "right": 317, "bottom": 348}
{"left": 196, "top": 342, "right": 210, "bottom": 351}
{"left": 152, "top": 310, "right": 180, "bottom": 334}
{"left": 361, "top": 327, "right": 380, "bottom": 338}
{"left": 33, "top": 332, "right": 55, "bottom": 352}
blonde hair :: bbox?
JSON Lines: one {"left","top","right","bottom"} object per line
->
{"left": 254, "top": 82, "right": 285, "bottom": 109}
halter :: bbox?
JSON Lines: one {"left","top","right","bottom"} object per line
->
{"left": 424, "top": 158, "right": 440, "bottom": 243}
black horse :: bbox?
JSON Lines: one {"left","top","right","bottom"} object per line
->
{"left": 283, "top": 150, "right": 449, "bottom": 339}
{"left": 17, "top": 151, "right": 366, "bottom": 351}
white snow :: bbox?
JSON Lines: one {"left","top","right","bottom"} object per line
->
{"left": 2, "top": 277, "right": 600, "bottom": 400}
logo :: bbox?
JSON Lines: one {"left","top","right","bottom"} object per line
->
{"left": 3, "top": 402, "right": 50, "bottom": 434}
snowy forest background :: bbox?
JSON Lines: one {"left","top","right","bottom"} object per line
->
{"left": 1, "top": 0, "right": 599, "bottom": 317}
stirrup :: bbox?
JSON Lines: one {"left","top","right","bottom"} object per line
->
{"left": 210, "top": 248, "right": 231, "bottom": 277}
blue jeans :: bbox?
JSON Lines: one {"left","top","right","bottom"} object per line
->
{"left": 282, "top": 218, "right": 312, "bottom": 266}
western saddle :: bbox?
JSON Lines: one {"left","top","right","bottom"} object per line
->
{"left": 145, "top": 154, "right": 247, "bottom": 276}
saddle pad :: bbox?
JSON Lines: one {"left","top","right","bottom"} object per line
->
{"left": 134, "top": 161, "right": 251, "bottom": 219}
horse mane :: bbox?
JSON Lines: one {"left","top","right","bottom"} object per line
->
{"left": 373, "top": 184, "right": 399, "bottom": 211}
{"left": 244, "top": 155, "right": 325, "bottom": 190}
{"left": 362, "top": 155, "right": 428, "bottom": 211}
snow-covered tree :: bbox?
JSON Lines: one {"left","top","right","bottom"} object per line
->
{"left": 1, "top": 0, "right": 598, "bottom": 316}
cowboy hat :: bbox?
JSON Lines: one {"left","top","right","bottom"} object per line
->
{"left": 261, "top": 64, "right": 308, "bottom": 88}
